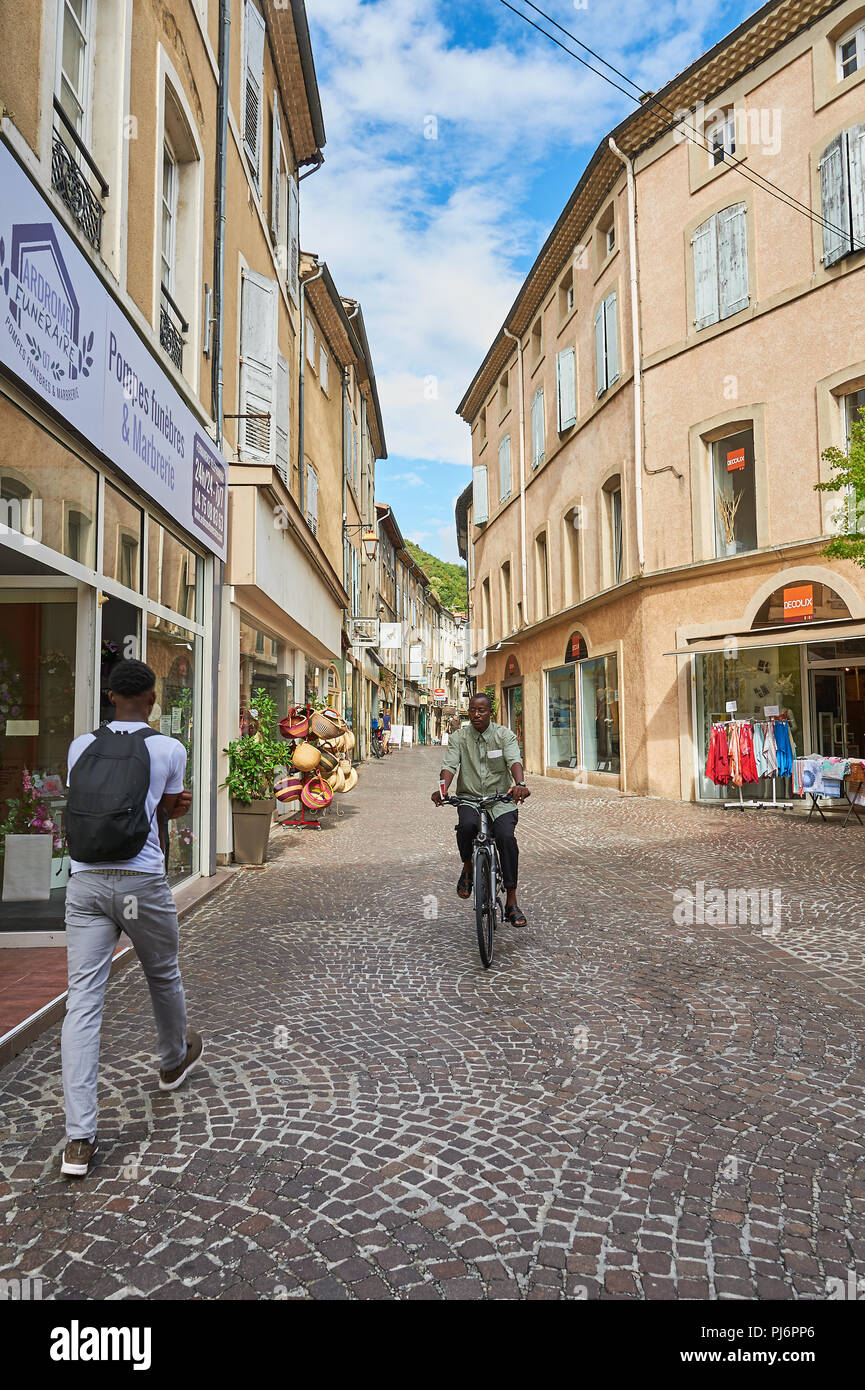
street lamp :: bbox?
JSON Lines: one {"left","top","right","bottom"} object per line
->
{"left": 343, "top": 519, "right": 379, "bottom": 561}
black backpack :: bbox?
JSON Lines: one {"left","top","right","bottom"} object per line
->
{"left": 66, "top": 726, "right": 160, "bottom": 863}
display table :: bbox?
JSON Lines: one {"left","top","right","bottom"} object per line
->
{"left": 792, "top": 757, "right": 865, "bottom": 827}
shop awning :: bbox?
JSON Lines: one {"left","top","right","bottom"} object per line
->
{"left": 664, "top": 616, "right": 865, "bottom": 656}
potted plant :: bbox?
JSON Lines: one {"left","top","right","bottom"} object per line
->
{"left": 223, "top": 688, "right": 282, "bottom": 865}
{"left": 716, "top": 488, "right": 742, "bottom": 556}
{"left": 0, "top": 769, "right": 64, "bottom": 901}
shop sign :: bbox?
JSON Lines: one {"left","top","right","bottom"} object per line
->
{"left": 433, "top": 688, "right": 446, "bottom": 701}
{"left": 347, "top": 616, "right": 379, "bottom": 647}
{"left": 783, "top": 583, "right": 814, "bottom": 622}
{"left": 726, "top": 447, "right": 746, "bottom": 471}
{"left": 505, "top": 654, "right": 520, "bottom": 677}
{"left": 565, "top": 631, "right": 588, "bottom": 663}
{"left": 379, "top": 621, "right": 402, "bottom": 649}
{"left": 0, "top": 143, "right": 227, "bottom": 558}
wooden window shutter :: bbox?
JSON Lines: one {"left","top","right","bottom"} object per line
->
{"left": 718, "top": 202, "right": 749, "bottom": 318}
{"left": 820, "top": 132, "right": 851, "bottom": 267}
{"left": 532, "top": 388, "right": 545, "bottom": 467}
{"left": 556, "top": 347, "right": 576, "bottom": 430}
{"left": 604, "top": 293, "right": 619, "bottom": 385}
{"left": 287, "top": 177, "right": 300, "bottom": 303}
{"left": 692, "top": 215, "right": 719, "bottom": 329}
{"left": 594, "top": 303, "right": 606, "bottom": 397}
{"left": 275, "top": 352, "right": 290, "bottom": 484}
{"left": 243, "top": 2, "right": 266, "bottom": 186}
{"left": 473, "top": 465, "right": 489, "bottom": 525}
{"left": 270, "top": 100, "right": 281, "bottom": 244}
{"left": 498, "top": 434, "right": 511, "bottom": 500}
{"left": 239, "top": 268, "right": 278, "bottom": 463}
{"left": 847, "top": 123, "right": 865, "bottom": 252}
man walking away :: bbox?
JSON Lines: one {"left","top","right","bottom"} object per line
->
{"left": 60, "top": 659, "right": 202, "bottom": 1178}
{"left": 381, "top": 707, "right": 392, "bottom": 753}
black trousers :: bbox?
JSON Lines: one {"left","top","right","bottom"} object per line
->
{"left": 456, "top": 806, "right": 519, "bottom": 889}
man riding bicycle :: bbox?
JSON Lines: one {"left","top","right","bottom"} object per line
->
{"left": 431, "top": 692, "right": 529, "bottom": 927}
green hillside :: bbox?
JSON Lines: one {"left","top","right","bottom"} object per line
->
{"left": 405, "top": 542, "right": 467, "bottom": 614}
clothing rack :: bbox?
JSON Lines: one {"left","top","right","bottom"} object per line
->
{"left": 708, "top": 713, "right": 796, "bottom": 813}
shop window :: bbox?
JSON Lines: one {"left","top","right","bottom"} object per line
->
{"left": 0, "top": 593, "right": 78, "bottom": 930}
{"left": 104, "top": 482, "right": 142, "bottom": 593}
{"left": 240, "top": 618, "right": 293, "bottom": 723}
{"left": 547, "top": 664, "right": 578, "bottom": 766}
{"left": 147, "top": 520, "right": 200, "bottom": 620}
{"left": 146, "top": 611, "right": 197, "bottom": 884}
{"left": 712, "top": 428, "right": 757, "bottom": 557}
{"left": 692, "top": 204, "right": 749, "bottom": 328}
{"left": 581, "top": 654, "right": 620, "bottom": 773}
{"left": 752, "top": 580, "right": 851, "bottom": 627}
{"left": 819, "top": 126, "right": 865, "bottom": 266}
{"left": 695, "top": 644, "right": 802, "bottom": 801}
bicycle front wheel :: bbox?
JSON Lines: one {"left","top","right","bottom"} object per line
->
{"left": 474, "top": 850, "right": 495, "bottom": 969}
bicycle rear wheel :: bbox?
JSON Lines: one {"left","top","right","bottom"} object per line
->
{"left": 474, "top": 850, "right": 495, "bottom": 968}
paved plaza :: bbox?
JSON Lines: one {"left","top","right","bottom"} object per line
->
{"left": 1, "top": 748, "right": 864, "bottom": 1300}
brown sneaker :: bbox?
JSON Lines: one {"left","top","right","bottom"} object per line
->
{"left": 158, "top": 1030, "right": 203, "bottom": 1091}
{"left": 61, "top": 1137, "right": 98, "bottom": 1178}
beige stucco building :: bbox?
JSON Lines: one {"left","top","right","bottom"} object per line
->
{"left": 458, "top": 0, "right": 865, "bottom": 804}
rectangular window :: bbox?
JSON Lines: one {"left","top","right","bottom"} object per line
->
{"left": 581, "top": 654, "right": 620, "bottom": 773}
{"left": 692, "top": 203, "right": 749, "bottom": 328}
{"left": 531, "top": 387, "right": 545, "bottom": 468}
{"left": 498, "top": 434, "right": 511, "bottom": 501}
{"left": 479, "top": 407, "right": 487, "bottom": 443}
{"left": 147, "top": 520, "right": 200, "bottom": 621}
{"left": 710, "top": 111, "right": 736, "bottom": 166}
{"left": 498, "top": 371, "right": 509, "bottom": 417}
{"left": 500, "top": 561, "right": 512, "bottom": 632}
{"left": 104, "top": 482, "right": 142, "bottom": 593}
{"left": 57, "top": 0, "right": 92, "bottom": 141}
{"left": 594, "top": 293, "right": 619, "bottom": 397}
{"left": 711, "top": 428, "right": 757, "bottom": 557}
{"left": 531, "top": 317, "right": 542, "bottom": 363}
{"left": 610, "top": 486, "right": 623, "bottom": 584}
{"left": 547, "top": 665, "right": 578, "bottom": 767}
{"left": 559, "top": 268, "right": 574, "bottom": 319}
{"left": 837, "top": 26, "right": 865, "bottom": 80}
{"left": 556, "top": 346, "right": 576, "bottom": 430}
{"left": 160, "top": 140, "right": 178, "bottom": 291}
{"left": 820, "top": 126, "right": 865, "bottom": 266}
{"left": 536, "top": 532, "right": 550, "bottom": 619}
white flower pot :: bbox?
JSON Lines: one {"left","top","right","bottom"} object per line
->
{"left": 2, "top": 833, "right": 53, "bottom": 901}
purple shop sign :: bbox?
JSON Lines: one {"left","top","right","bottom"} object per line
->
{"left": 0, "top": 142, "right": 227, "bottom": 558}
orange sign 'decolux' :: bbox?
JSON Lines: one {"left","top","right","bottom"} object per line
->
{"left": 726, "top": 447, "right": 746, "bottom": 471}
{"left": 783, "top": 584, "right": 814, "bottom": 621}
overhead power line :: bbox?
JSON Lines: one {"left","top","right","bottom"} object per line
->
{"left": 499, "top": 0, "right": 857, "bottom": 250}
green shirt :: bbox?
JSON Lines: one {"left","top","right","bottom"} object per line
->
{"left": 441, "top": 721, "right": 522, "bottom": 820}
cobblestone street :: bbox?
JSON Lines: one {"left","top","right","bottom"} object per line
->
{"left": 2, "top": 748, "right": 865, "bottom": 1301}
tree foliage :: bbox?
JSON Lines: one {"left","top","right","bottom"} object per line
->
{"left": 815, "top": 407, "right": 865, "bottom": 565}
{"left": 405, "top": 541, "right": 467, "bottom": 613}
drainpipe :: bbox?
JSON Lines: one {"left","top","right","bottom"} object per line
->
{"left": 502, "top": 326, "right": 529, "bottom": 626}
{"left": 298, "top": 261, "right": 324, "bottom": 519}
{"left": 608, "top": 138, "right": 645, "bottom": 576}
{"left": 208, "top": 0, "right": 230, "bottom": 877}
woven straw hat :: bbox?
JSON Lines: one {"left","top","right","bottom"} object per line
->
{"left": 291, "top": 741, "right": 321, "bottom": 772}
{"left": 337, "top": 767, "right": 358, "bottom": 793}
{"left": 342, "top": 729, "right": 356, "bottom": 753}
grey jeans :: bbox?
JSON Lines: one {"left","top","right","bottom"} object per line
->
{"left": 62, "top": 870, "right": 188, "bottom": 1140}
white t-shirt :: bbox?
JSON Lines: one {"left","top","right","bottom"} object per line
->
{"left": 67, "top": 721, "right": 187, "bottom": 874}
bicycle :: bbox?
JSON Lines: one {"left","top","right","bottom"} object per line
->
{"left": 443, "top": 792, "right": 520, "bottom": 969}
{"left": 370, "top": 730, "right": 385, "bottom": 759}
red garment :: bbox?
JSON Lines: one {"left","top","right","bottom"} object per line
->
{"left": 728, "top": 722, "right": 742, "bottom": 787}
{"left": 738, "top": 721, "right": 759, "bottom": 784}
{"left": 706, "top": 724, "right": 730, "bottom": 785}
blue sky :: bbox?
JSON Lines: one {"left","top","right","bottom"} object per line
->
{"left": 302, "top": 0, "right": 757, "bottom": 562}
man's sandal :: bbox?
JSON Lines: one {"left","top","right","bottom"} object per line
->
{"left": 457, "top": 867, "right": 472, "bottom": 899}
{"left": 505, "top": 905, "right": 527, "bottom": 928}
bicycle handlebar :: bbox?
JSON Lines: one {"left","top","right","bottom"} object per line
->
{"left": 442, "top": 792, "right": 525, "bottom": 807}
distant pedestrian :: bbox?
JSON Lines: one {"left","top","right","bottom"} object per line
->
{"left": 381, "top": 708, "right": 392, "bottom": 753}
{"left": 59, "top": 659, "right": 202, "bottom": 1179}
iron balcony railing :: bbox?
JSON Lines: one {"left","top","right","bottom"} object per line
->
{"left": 51, "top": 98, "right": 108, "bottom": 251}
{"left": 159, "top": 283, "right": 188, "bottom": 371}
